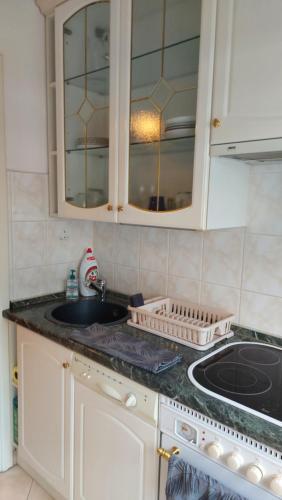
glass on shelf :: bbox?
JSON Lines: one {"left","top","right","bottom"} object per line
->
{"left": 129, "top": 137, "right": 194, "bottom": 211}
{"left": 65, "top": 149, "right": 109, "bottom": 208}
{"left": 63, "top": 2, "right": 110, "bottom": 209}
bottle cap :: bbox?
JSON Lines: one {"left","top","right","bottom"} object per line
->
{"left": 70, "top": 269, "right": 76, "bottom": 279}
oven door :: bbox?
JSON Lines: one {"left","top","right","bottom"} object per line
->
{"left": 158, "top": 433, "right": 277, "bottom": 500}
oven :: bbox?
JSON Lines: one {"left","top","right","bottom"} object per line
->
{"left": 158, "top": 396, "right": 281, "bottom": 499}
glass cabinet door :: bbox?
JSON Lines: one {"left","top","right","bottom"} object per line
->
{"left": 62, "top": 1, "right": 110, "bottom": 209}
{"left": 128, "top": 0, "right": 201, "bottom": 213}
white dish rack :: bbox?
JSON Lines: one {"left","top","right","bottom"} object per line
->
{"left": 128, "top": 297, "right": 234, "bottom": 351}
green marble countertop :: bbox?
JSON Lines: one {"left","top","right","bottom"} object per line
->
{"left": 4, "top": 292, "right": 282, "bottom": 452}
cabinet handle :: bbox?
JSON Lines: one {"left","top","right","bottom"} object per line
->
{"left": 107, "top": 204, "right": 113, "bottom": 211}
{"left": 212, "top": 118, "right": 221, "bottom": 128}
{"left": 62, "top": 362, "right": 70, "bottom": 369}
{"left": 117, "top": 205, "right": 124, "bottom": 212}
{"left": 157, "top": 446, "right": 180, "bottom": 460}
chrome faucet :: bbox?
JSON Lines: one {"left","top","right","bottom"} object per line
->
{"left": 85, "top": 278, "right": 107, "bottom": 302}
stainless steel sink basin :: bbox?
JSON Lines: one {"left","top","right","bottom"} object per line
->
{"left": 46, "top": 299, "right": 129, "bottom": 327}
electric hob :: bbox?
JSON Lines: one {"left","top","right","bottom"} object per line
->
{"left": 188, "top": 342, "right": 282, "bottom": 427}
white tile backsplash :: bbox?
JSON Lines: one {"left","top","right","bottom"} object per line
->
{"left": 168, "top": 229, "right": 203, "bottom": 280}
{"left": 203, "top": 228, "right": 244, "bottom": 288}
{"left": 140, "top": 227, "right": 169, "bottom": 273}
{"left": 114, "top": 264, "right": 140, "bottom": 295}
{"left": 9, "top": 172, "right": 48, "bottom": 221}
{"left": 8, "top": 171, "right": 93, "bottom": 300}
{"left": 116, "top": 225, "right": 140, "bottom": 268}
{"left": 93, "top": 163, "right": 282, "bottom": 337}
{"left": 201, "top": 283, "right": 241, "bottom": 321}
{"left": 240, "top": 291, "right": 282, "bottom": 337}
{"left": 248, "top": 164, "right": 282, "bottom": 235}
{"left": 139, "top": 270, "right": 168, "bottom": 298}
{"left": 167, "top": 276, "right": 200, "bottom": 303}
{"left": 7, "top": 157, "right": 282, "bottom": 339}
{"left": 12, "top": 221, "right": 46, "bottom": 269}
{"left": 243, "top": 234, "right": 282, "bottom": 296}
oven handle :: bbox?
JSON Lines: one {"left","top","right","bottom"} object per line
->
{"left": 157, "top": 446, "right": 180, "bottom": 460}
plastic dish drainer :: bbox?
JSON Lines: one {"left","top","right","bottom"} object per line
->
{"left": 128, "top": 297, "right": 234, "bottom": 351}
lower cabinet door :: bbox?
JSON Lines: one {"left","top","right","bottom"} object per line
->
{"left": 73, "top": 379, "right": 159, "bottom": 500}
{"left": 17, "top": 326, "right": 71, "bottom": 499}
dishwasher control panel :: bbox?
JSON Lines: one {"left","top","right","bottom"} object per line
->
{"left": 71, "top": 353, "right": 158, "bottom": 424}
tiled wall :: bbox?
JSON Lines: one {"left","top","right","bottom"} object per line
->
{"left": 8, "top": 172, "right": 93, "bottom": 300}
{"left": 93, "top": 163, "right": 282, "bottom": 338}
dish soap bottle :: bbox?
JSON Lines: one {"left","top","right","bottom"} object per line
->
{"left": 79, "top": 247, "right": 99, "bottom": 297}
{"left": 66, "top": 269, "right": 79, "bottom": 300}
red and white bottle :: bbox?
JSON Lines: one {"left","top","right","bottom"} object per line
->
{"left": 79, "top": 248, "right": 99, "bottom": 297}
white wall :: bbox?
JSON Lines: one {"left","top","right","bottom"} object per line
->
{"left": 0, "top": 0, "right": 93, "bottom": 300}
{"left": 93, "top": 162, "right": 282, "bottom": 338}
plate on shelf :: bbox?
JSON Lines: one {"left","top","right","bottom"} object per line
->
{"left": 165, "top": 127, "right": 195, "bottom": 139}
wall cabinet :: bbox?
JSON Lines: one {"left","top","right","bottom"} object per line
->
{"left": 49, "top": 0, "right": 248, "bottom": 230}
{"left": 17, "top": 326, "right": 72, "bottom": 500}
{"left": 211, "top": 0, "right": 282, "bottom": 146}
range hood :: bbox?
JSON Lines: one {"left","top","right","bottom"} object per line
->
{"left": 210, "top": 138, "right": 282, "bottom": 163}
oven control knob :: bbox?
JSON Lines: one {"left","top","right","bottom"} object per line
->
{"left": 206, "top": 442, "right": 223, "bottom": 459}
{"left": 125, "top": 393, "right": 137, "bottom": 408}
{"left": 245, "top": 464, "right": 263, "bottom": 484}
{"left": 269, "top": 474, "right": 282, "bottom": 495}
{"left": 226, "top": 452, "right": 243, "bottom": 470}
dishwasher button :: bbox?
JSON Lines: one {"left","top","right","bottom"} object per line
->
{"left": 125, "top": 393, "right": 137, "bottom": 408}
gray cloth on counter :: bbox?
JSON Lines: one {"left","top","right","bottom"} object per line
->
{"left": 70, "top": 324, "right": 182, "bottom": 374}
{"left": 166, "top": 456, "right": 247, "bottom": 500}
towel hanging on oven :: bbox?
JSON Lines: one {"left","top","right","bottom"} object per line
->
{"left": 166, "top": 455, "right": 247, "bottom": 500}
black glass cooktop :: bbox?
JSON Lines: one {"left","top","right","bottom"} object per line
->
{"left": 190, "top": 342, "right": 282, "bottom": 423}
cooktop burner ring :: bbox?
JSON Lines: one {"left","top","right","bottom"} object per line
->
{"left": 204, "top": 362, "right": 272, "bottom": 396}
{"left": 239, "top": 346, "right": 280, "bottom": 366}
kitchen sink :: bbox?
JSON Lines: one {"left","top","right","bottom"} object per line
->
{"left": 46, "top": 299, "right": 129, "bottom": 327}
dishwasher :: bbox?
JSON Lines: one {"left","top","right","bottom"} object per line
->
{"left": 71, "top": 353, "right": 159, "bottom": 500}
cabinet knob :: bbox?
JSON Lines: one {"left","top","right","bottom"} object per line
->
{"left": 117, "top": 205, "right": 124, "bottom": 212}
{"left": 212, "top": 118, "right": 221, "bottom": 128}
{"left": 107, "top": 204, "right": 113, "bottom": 211}
{"left": 62, "top": 362, "right": 70, "bottom": 369}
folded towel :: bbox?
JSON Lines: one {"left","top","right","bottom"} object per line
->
{"left": 166, "top": 455, "right": 247, "bottom": 500}
{"left": 70, "top": 324, "right": 182, "bottom": 374}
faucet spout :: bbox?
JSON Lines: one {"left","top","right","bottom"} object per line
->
{"left": 85, "top": 278, "right": 107, "bottom": 302}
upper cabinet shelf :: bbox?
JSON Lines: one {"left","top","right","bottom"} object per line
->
{"left": 131, "top": 34, "right": 200, "bottom": 62}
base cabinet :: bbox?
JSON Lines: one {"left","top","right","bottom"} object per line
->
{"left": 73, "top": 378, "right": 158, "bottom": 500}
{"left": 17, "top": 326, "right": 72, "bottom": 500}
{"left": 17, "top": 327, "right": 159, "bottom": 500}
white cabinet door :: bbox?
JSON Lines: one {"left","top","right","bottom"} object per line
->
{"left": 117, "top": 0, "right": 217, "bottom": 230}
{"left": 73, "top": 379, "right": 158, "bottom": 500}
{"left": 17, "top": 326, "right": 72, "bottom": 499}
{"left": 211, "top": 0, "right": 282, "bottom": 145}
{"left": 55, "top": 0, "right": 120, "bottom": 222}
